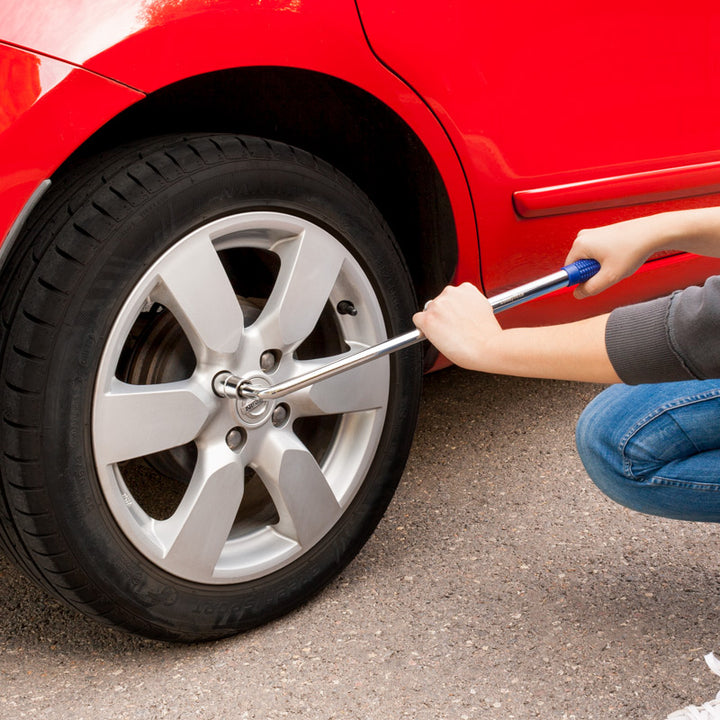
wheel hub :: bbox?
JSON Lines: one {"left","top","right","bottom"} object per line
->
{"left": 234, "top": 376, "right": 273, "bottom": 426}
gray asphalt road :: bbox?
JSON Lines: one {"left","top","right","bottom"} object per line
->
{"left": 2, "top": 368, "right": 719, "bottom": 719}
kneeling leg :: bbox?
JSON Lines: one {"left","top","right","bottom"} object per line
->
{"left": 576, "top": 380, "right": 720, "bottom": 521}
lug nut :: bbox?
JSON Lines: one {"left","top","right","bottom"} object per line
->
{"left": 226, "top": 427, "right": 246, "bottom": 452}
{"left": 271, "top": 404, "right": 289, "bottom": 428}
{"left": 260, "top": 350, "right": 280, "bottom": 373}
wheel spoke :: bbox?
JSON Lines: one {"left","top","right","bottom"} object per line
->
{"left": 289, "top": 350, "right": 389, "bottom": 417}
{"left": 258, "top": 228, "right": 345, "bottom": 350}
{"left": 254, "top": 430, "right": 341, "bottom": 547}
{"left": 94, "top": 378, "right": 211, "bottom": 464}
{"left": 154, "top": 234, "right": 244, "bottom": 355}
{"left": 158, "top": 451, "right": 245, "bottom": 577}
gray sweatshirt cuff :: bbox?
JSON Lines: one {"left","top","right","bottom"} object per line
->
{"left": 605, "top": 295, "right": 695, "bottom": 385}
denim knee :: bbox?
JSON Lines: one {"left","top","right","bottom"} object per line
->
{"left": 575, "top": 381, "right": 720, "bottom": 521}
{"left": 575, "top": 386, "right": 629, "bottom": 505}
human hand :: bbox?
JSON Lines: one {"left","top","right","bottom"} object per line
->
{"left": 565, "top": 216, "right": 665, "bottom": 298}
{"left": 414, "top": 282, "right": 617, "bottom": 382}
{"left": 412, "top": 283, "right": 502, "bottom": 371}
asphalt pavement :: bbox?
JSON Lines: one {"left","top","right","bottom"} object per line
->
{"left": 2, "top": 367, "right": 720, "bottom": 719}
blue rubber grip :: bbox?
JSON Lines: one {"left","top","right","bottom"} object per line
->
{"left": 562, "top": 258, "right": 601, "bottom": 286}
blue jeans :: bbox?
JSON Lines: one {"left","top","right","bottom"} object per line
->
{"left": 576, "top": 380, "right": 720, "bottom": 521}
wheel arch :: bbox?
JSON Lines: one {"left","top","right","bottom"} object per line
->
{"left": 49, "top": 67, "right": 460, "bottom": 314}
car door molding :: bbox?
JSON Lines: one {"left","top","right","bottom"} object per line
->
{"left": 513, "top": 160, "right": 720, "bottom": 219}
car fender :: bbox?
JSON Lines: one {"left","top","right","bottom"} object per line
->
{"left": 0, "top": 1, "right": 479, "bottom": 281}
{"left": 0, "top": 43, "right": 143, "bottom": 251}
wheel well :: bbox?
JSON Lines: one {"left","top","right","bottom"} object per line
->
{"left": 60, "top": 67, "right": 458, "bottom": 306}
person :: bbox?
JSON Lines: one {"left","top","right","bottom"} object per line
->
{"left": 412, "top": 207, "right": 720, "bottom": 720}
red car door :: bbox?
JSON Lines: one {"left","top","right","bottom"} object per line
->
{"left": 356, "top": 2, "right": 720, "bottom": 308}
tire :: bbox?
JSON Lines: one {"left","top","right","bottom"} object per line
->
{"left": 0, "top": 134, "right": 422, "bottom": 641}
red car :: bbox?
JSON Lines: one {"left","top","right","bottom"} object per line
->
{"left": 1, "top": 1, "right": 719, "bottom": 641}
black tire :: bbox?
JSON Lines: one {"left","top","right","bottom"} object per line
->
{"left": 0, "top": 134, "right": 422, "bottom": 641}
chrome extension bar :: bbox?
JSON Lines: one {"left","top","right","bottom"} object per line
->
{"left": 213, "top": 259, "right": 600, "bottom": 402}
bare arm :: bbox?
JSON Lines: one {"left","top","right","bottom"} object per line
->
{"left": 414, "top": 208, "right": 720, "bottom": 384}
{"left": 566, "top": 206, "right": 720, "bottom": 297}
{"left": 412, "top": 283, "right": 620, "bottom": 383}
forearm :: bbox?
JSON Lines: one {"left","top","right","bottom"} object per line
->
{"left": 417, "top": 207, "right": 720, "bottom": 384}
{"left": 568, "top": 206, "right": 720, "bottom": 298}
{"left": 413, "top": 283, "right": 620, "bottom": 383}
{"left": 624, "top": 207, "right": 720, "bottom": 257}
{"left": 477, "top": 314, "right": 620, "bottom": 383}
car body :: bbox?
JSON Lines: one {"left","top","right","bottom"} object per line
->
{"left": 1, "top": 1, "right": 720, "bottom": 640}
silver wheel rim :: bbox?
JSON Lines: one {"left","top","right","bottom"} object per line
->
{"left": 92, "top": 211, "right": 389, "bottom": 584}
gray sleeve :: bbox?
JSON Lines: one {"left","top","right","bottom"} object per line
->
{"left": 605, "top": 276, "right": 720, "bottom": 385}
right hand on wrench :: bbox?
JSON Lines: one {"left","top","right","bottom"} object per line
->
{"left": 413, "top": 282, "right": 619, "bottom": 383}
{"left": 413, "top": 283, "right": 501, "bottom": 372}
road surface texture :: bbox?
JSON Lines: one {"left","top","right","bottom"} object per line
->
{"left": 2, "top": 368, "right": 720, "bottom": 719}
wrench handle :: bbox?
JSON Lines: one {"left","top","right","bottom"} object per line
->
{"left": 563, "top": 258, "right": 602, "bottom": 284}
{"left": 488, "top": 258, "right": 600, "bottom": 313}
{"left": 243, "top": 259, "right": 601, "bottom": 401}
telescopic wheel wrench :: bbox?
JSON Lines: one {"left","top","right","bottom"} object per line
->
{"left": 213, "top": 259, "right": 601, "bottom": 402}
